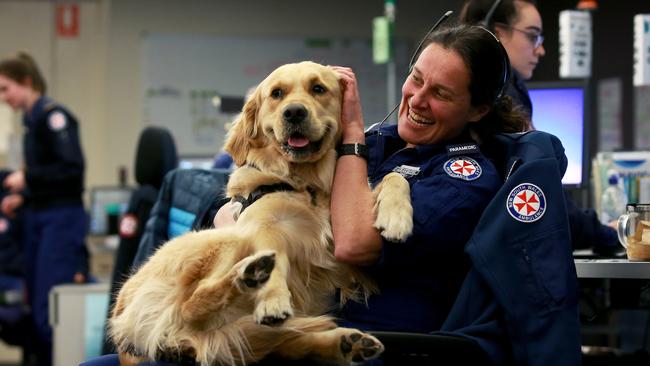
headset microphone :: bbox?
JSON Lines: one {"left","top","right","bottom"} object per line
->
{"left": 376, "top": 10, "right": 454, "bottom": 130}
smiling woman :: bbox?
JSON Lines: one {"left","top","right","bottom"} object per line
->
{"left": 329, "top": 27, "right": 530, "bottom": 364}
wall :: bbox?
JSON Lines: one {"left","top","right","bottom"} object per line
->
{"left": 0, "top": 0, "right": 459, "bottom": 197}
{"left": 4, "top": 0, "right": 647, "bottom": 195}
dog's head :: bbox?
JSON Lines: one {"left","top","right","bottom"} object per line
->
{"left": 224, "top": 62, "right": 342, "bottom": 167}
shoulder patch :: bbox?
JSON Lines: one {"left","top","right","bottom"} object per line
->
{"left": 119, "top": 214, "right": 139, "bottom": 238}
{"left": 506, "top": 183, "right": 546, "bottom": 223}
{"left": 443, "top": 156, "right": 482, "bottom": 181}
{"left": 48, "top": 111, "right": 67, "bottom": 131}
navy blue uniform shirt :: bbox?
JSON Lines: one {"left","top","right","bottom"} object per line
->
{"left": 339, "top": 124, "right": 502, "bottom": 333}
{"left": 23, "top": 96, "right": 85, "bottom": 207}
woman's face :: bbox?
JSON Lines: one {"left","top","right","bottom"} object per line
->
{"left": 397, "top": 43, "right": 488, "bottom": 147}
{"left": 497, "top": 1, "right": 545, "bottom": 79}
{"left": 0, "top": 74, "right": 31, "bottom": 111}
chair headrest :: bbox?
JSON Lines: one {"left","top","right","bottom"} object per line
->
{"left": 134, "top": 126, "right": 178, "bottom": 189}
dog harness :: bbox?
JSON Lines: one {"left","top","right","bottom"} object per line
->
{"left": 232, "top": 182, "right": 296, "bottom": 213}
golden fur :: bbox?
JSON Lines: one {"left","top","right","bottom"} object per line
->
{"left": 109, "top": 61, "right": 412, "bottom": 366}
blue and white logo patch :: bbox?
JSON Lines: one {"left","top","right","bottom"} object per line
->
{"left": 443, "top": 157, "right": 482, "bottom": 181}
{"left": 506, "top": 183, "right": 546, "bottom": 223}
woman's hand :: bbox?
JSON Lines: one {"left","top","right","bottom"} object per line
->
{"left": 3, "top": 171, "right": 25, "bottom": 193}
{"left": 213, "top": 201, "right": 242, "bottom": 228}
{"left": 330, "top": 66, "right": 366, "bottom": 143}
{"left": 1, "top": 193, "right": 23, "bottom": 218}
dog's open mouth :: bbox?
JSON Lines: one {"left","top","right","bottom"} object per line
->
{"left": 282, "top": 132, "right": 322, "bottom": 155}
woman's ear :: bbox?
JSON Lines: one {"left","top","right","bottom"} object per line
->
{"left": 467, "top": 104, "right": 490, "bottom": 123}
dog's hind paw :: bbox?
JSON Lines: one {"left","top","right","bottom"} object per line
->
{"left": 339, "top": 331, "right": 384, "bottom": 364}
{"left": 234, "top": 250, "right": 276, "bottom": 291}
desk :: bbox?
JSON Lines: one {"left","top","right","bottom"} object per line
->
{"left": 575, "top": 259, "right": 650, "bottom": 279}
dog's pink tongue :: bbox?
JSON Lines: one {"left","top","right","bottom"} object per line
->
{"left": 288, "top": 136, "right": 310, "bottom": 148}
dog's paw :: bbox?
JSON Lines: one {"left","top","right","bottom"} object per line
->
{"left": 254, "top": 294, "right": 293, "bottom": 326}
{"left": 374, "top": 207, "right": 413, "bottom": 242}
{"left": 373, "top": 172, "right": 413, "bottom": 242}
{"left": 339, "top": 331, "right": 384, "bottom": 364}
{"left": 234, "top": 250, "right": 276, "bottom": 291}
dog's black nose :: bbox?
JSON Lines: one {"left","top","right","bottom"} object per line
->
{"left": 283, "top": 104, "right": 308, "bottom": 124}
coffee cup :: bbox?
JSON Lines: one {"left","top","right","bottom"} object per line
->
{"left": 617, "top": 204, "right": 650, "bottom": 261}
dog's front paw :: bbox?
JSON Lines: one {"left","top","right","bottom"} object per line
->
{"left": 234, "top": 250, "right": 276, "bottom": 291}
{"left": 373, "top": 172, "right": 413, "bottom": 242}
{"left": 339, "top": 331, "right": 384, "bottom": 364}
{"left": 254, "top": 294, "right": 293, "bottom": 326}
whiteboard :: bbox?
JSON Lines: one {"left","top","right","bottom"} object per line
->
{"left": 142, "top": 34, "right": 408, "bottom": 155}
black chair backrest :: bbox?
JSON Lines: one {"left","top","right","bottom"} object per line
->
{"left": 134, "top": 126, "right": 178, "bottom": 189}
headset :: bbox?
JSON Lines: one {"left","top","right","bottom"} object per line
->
{"left": 374, "top": 1, "right": 511, "bottom": 132}
{"left": 374, "top": 10, "right": 454, "bottom": 130}
{"left": 477, "top": 0, "right": 511, "bottom": 102}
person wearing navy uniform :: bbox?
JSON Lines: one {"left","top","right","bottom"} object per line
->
{"left": 0, "top": 52, "right": 88, "bottom": 366}
{"left": 460, "top": 0, "right": 620, "bottom": 254}
{"left": 330, "top": 25, "right": 535, "bottom": 364}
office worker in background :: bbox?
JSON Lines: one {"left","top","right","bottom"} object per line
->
{"left": 460, "top": 0, "right": 620, "bottom": 254}
{"left": 0, "top": 52, "right": 88, "bottom": 366}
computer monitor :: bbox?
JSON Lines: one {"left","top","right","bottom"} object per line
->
{"left": 89, "top": 187, "right": 133, "bottom": 236}
{"left": 526, "top": 81, "right": 588, "bottom": 187}
{"left": 178, "top": 155, "right": 216, "bottom": 170}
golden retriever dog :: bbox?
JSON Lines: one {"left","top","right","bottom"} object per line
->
{"left": 109, "top": 61, "right": 413, "bottom": 366}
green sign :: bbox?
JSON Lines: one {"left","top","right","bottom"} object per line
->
{"left": 373, "top": 16, "right": 390, "bottom": 64}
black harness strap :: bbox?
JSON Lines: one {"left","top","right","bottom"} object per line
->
{"left": 233, "top": 182, "right": 296, "bottom": 213}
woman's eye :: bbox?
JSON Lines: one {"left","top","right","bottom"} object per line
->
{"left": 271, "top": 88, "right": 283, "bottom": 99}
{"left": 312, "top": 84, "right": 326, "bottom": 94}
{"left": 435, "top": 90, "right": 451, "bottom": 100}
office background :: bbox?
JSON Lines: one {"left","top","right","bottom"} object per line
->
{"left": 0, "top": 0, "right": 648, "bottom": 198}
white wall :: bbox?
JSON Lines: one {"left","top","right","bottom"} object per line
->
{"left": 0, "top": 0, "right": 458, "bottom": 197}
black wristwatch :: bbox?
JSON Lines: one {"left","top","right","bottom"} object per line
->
{"left": 337, "top": 143, "right": 369, "bottom": 160}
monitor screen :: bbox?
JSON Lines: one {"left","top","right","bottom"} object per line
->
{"left": 527, "top": 81, "right": 587, "bottom": 186}
{"left": 89, "top": 187, "right": 133, "bottom": 236}
{"left": 178, "top": 155, "right": 215, "bottom": 170}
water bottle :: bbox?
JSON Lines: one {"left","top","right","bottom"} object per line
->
{"left": 600, "top": 174, "right": 628, "bottom": 224}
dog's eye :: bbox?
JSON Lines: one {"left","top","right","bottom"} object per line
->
{"left": 271, "top": 88, "right": 283, "bottom": 99}
{"left": 312, "top": 84, "right": 326, "bottom": 94}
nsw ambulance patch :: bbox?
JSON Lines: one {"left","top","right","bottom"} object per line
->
{"left": 506, "top": 183, "right": 546, "bottom": 223}
{"left": 443, "top": 157, "right": 482, "bottom": 181}
{"left": 48, "top": 112, "right": 67, "bottom": 131}
{"left": 119, "top": 214, "right": 138, "bottom": 238}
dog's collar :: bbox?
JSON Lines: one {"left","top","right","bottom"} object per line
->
{"left": 233, "top": 182, "right": 296, "bottom": 213}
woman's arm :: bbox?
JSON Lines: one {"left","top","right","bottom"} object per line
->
{"left": 330, "top": 66, "right": 382, "bottom": 265}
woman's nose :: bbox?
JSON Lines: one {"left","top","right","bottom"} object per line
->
{"left": 409, "top": 88, "right": 428, "bottom": 108}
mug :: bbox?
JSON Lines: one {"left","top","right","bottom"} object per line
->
{"left": 617, "top": 203, "right": 650, "bottom": 261}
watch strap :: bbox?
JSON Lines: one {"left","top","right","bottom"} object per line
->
{"left": 337, "top": 143, "right": 369, "bottom": 160}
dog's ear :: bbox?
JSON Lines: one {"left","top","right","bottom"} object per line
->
{"left": 224, "top": 86, "right": 260, "bottom": 166}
